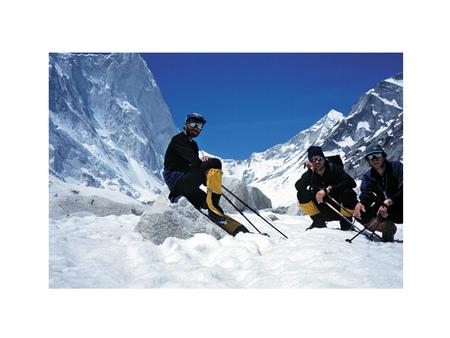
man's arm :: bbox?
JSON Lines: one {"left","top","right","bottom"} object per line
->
{"left": 389, "top": 162, "right": 403, "bottom": 203}
{"left": 358, "top": 174, "right": 379, "bottom": 207}
{"left": 295, "top": 171, "right": 312, "bottom": 194}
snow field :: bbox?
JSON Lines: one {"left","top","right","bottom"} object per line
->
{"left": 50, "top": 212, "right": 402, "bottom": 288}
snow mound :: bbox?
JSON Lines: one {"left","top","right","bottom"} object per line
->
{"left": 135, "top": 191, "right": 227, "bottom": 244}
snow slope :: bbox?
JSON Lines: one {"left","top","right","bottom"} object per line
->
{"left": 49, "top": 212, "right": 402, "bottom": 288}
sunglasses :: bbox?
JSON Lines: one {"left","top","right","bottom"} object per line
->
{"left": 187, "top": 121, "right": 204, "bottom": 130}
{"left": 310, "top": 156, "right": 324, "bottom": 163}
{"left": 367, "top": 153, "right": 383, "bottom": 160}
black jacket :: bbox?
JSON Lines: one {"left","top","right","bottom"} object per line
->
{"left": 164, "top": 132, "right": 201, "bottom": 173}
{"left": 295, "top": 162, "right": 356, "bottom": 197}
{"left": 359, "top": 160, "right": 403, "bottom": 207}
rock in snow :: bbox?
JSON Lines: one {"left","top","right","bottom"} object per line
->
{"left": 136, "top": 192, "right": 228, "bottom": 244}
{"left": 135, "top": 180, "right": 272, "bottom": 245}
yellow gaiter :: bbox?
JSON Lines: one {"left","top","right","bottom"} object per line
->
{"left": 206, "top": 169, "right": 225, "bottom": 217}
{"left": 298, "top": 201, "right": 320, "bottom": 216}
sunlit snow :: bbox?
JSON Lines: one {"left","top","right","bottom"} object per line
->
{"left": 49, "top": 211, "right": 403, "bottom": 288}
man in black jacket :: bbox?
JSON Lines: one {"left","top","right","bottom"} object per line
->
{"left": 295, "top": 146, "right": 357, "bottom": 230}
{"left": 163, "top": 113, "right": 228, "bottom": 225}
{"left": 353, "top": 145, "right": 403, "bottom": 242}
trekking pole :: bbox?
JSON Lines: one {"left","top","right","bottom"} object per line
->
{"left": 326, "top": 195, "right": 355, "bottom": 221}
{"left": 222, "top": 185, "right": 288, "bottom": 239}
{"left": 323, "top": 200, "right": 356, "bottom": 231}
{"left": 322, "top": 196, "right": 383, "bottom": 242}
{"left": 221, "top": 193, "right": 265, "bottom": 235}
{"left": 327, "top": 195, "right": 374, "bottom": 238}
{"left": 345, "top": 215, "right": 384, "bottom": 243}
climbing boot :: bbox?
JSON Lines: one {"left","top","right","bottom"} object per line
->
{"left": 339, "top": 216, "right": 354, "bottom": 231}
{"left": 380, "top": 219, "right": 397, "bottom": 242}
{"left": 305, "top": 213, "right": 326, "bottom": 231}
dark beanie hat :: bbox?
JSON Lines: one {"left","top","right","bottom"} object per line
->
{"left": 365, "top": 145, "right": 386, "bottom": 158}
{"left": 307, "top": 146, "right": 325, "bottom": 159}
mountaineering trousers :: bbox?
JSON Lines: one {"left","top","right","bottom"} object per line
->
{"left": 358, "top": 200, "right": 403, "bottom": 225}
{"left": 170, "top": 158, "right": 224, "bottom": 216}
{"left": 298, "top": 188, "right": 357, "bottom": 220}
{"left": 356, "top": 198, "right": 402, "bottom": 241}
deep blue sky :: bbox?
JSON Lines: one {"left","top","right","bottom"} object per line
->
{"left": 142, "top": 53, "right": 402, "bottom": 160}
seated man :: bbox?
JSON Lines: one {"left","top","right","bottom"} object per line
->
{"left": 354, "top": 145, "right": 403, "bottom": 242}
{"left": 163, "top": 113, "right": 248, "bottom": 236}
{"left": 163, "top": 113, "right": 227, "bottom": 224}
{"left": 295, "top": 146, "right": 357, "bottom": 231}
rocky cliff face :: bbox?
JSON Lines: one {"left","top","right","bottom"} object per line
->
{"left": 323, "top": 73, "right": 403, "bottom": 178}
{"left": 49, "top": 53, "right": 178, "bottom": 201}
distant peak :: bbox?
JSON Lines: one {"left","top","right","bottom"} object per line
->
{"left": 319, "top": 109, "right": 344, "bottom": 125}
{"left": 384, "top": 73, "right": 403, "bottom": 87}
{"left": 326, "top": 109, "right": 344, "bottom": 120}
{"left": 304, "top": 109, "right": 343, "bottom": 134}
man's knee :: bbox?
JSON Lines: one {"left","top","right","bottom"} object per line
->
{"left": 297, "top": 191, "right": 314, "bottom": 204}
{"left": 358, "top": 206, "right": 377, "bottom": 225}
{"left": 341, "top": 189, "right": 357, "bottom": 208}
{"left": 204, "top": 158, "right": 222, "bottom": 170}
{"left": 389, "top": 208, "right": 403, "bottom": 224}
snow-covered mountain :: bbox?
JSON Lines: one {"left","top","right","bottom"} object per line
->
{"left": 49, "top": 54, "right": 402, "bottom": 210}
{"left": 222, "top": 109, "right": 344, "bottom": 207}
{"left": 325, "top": 73, "right": 403, "bottom": 178}
{"left": 223, "top": 73, "right": 403, "bottom": 208}
{"left": 49, "top": 53, "right": 178, "bottom": 202}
